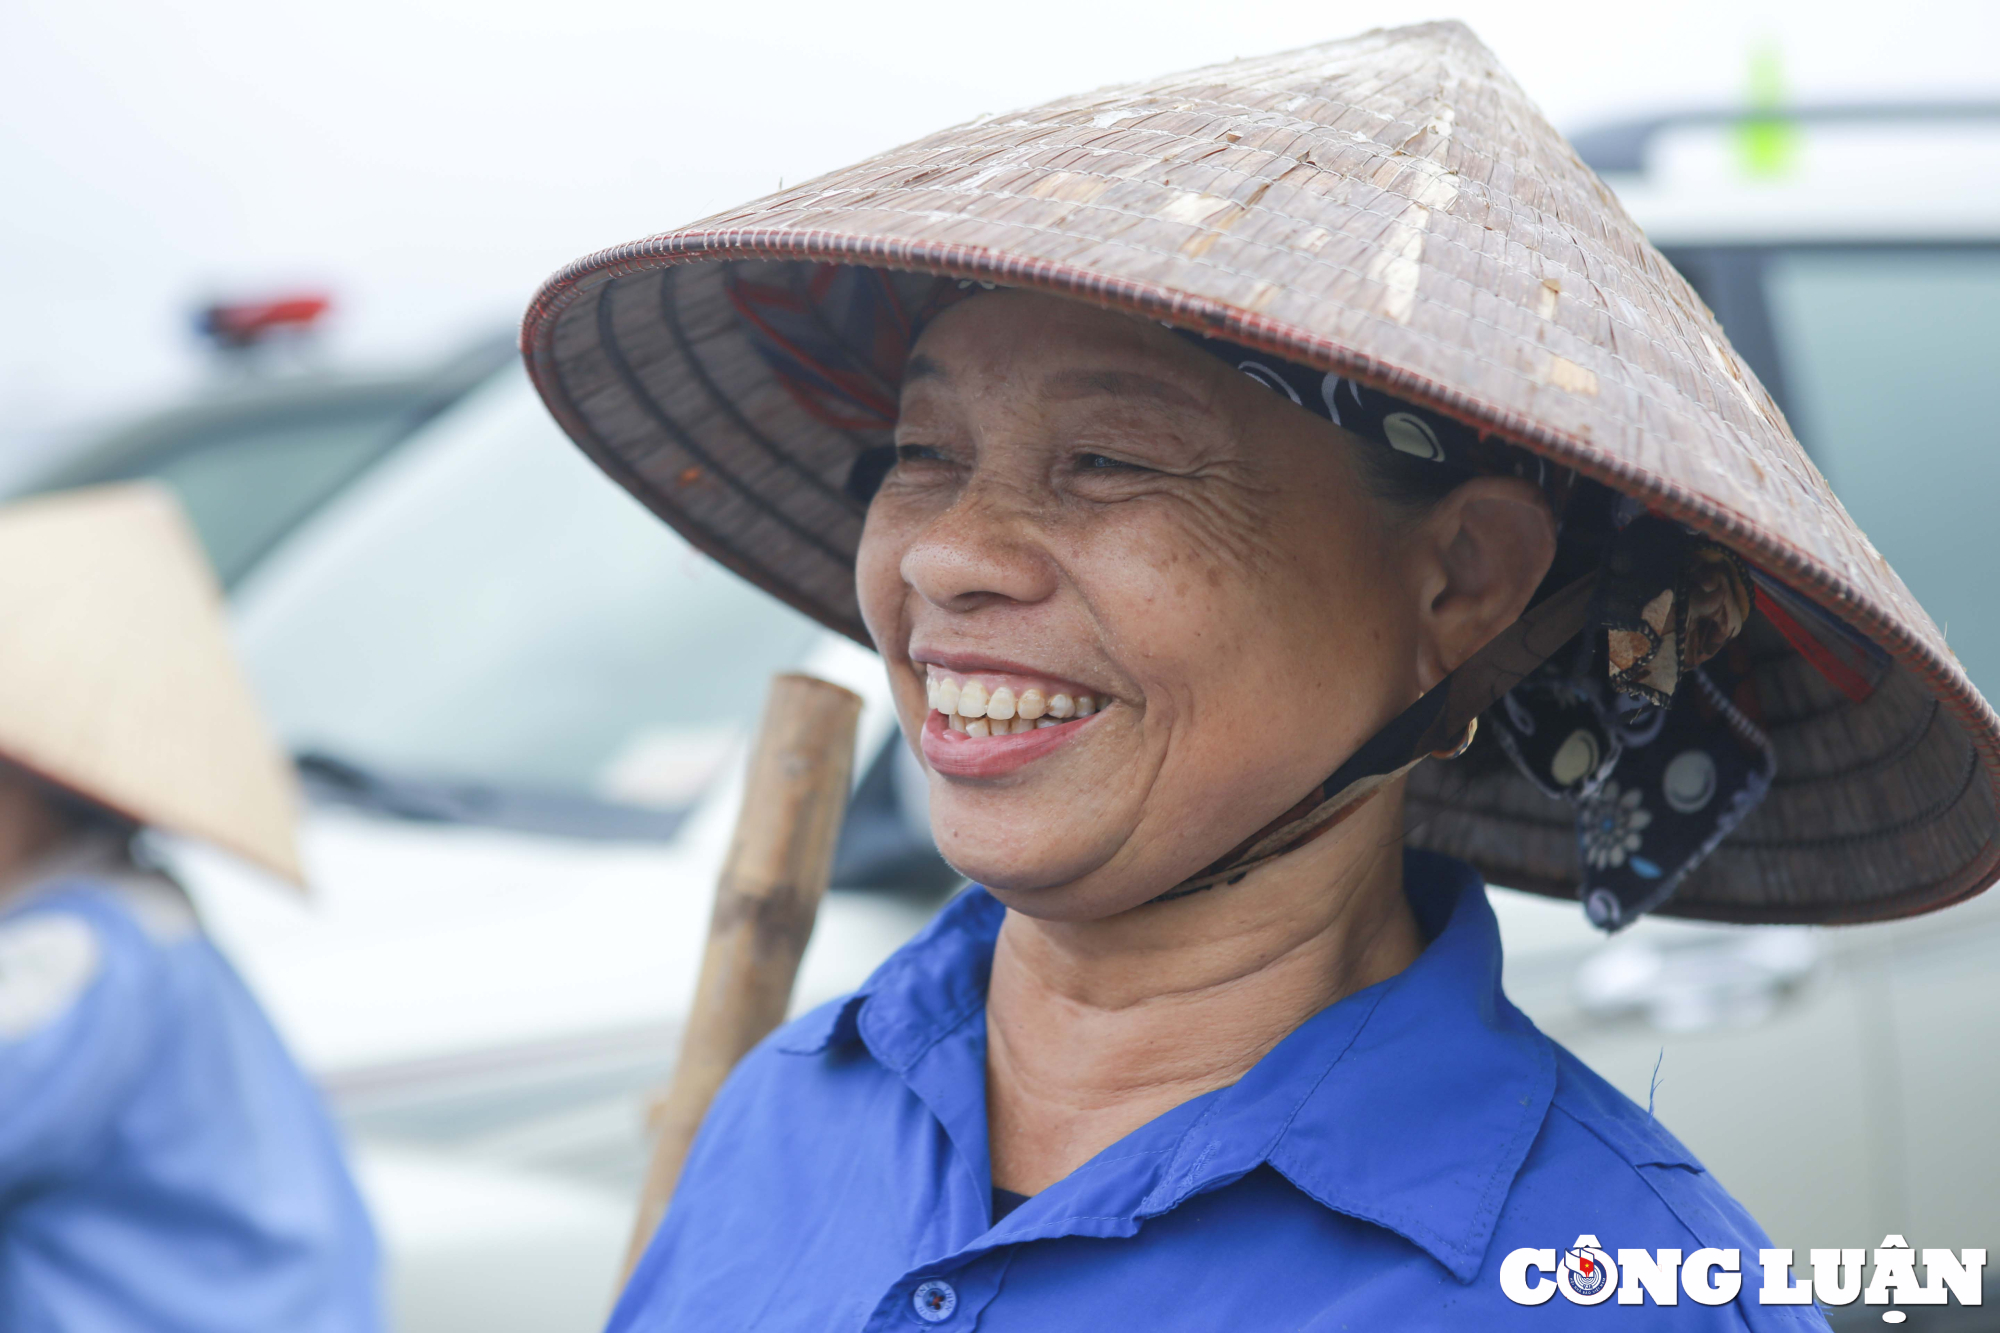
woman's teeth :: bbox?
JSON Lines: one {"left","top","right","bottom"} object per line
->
{"left": 926, "top": 673, "right": 1096, "bottom": 739}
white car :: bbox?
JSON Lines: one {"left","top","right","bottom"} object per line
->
{"left": 27, "top": 102, "right": 1999, "bottom": 1333}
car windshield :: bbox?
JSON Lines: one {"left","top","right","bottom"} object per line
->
{"left": 145, "top": 408, "right": 423, "bottom": 583}
{"left": 231, "top": 368, "right": 822, "bottom": 819}
{"left": 1761, "top": 246, "right": 2000, "bottom": 692}
{"left": 27, "top": 387, "right": 437, "bottom": 585}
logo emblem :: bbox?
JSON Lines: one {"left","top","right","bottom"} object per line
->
{"left": 1561, "top": 1234, "right": 1618, "bottom": 1304}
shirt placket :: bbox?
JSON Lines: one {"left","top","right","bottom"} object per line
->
{"left": 853, "top": 975, "right": 1174, "bottom": 1330}
{"left": 865, "top": 997, "right": 997, "bottom": 1262}
{"left": 850, "top": 1002, "right": 1011, "bottom": 1333}
{"left": 853, "top": 1096, "right": 1235, "bottom": 1332}
{"left": 861, "top": 1247, "right": 1016, "bottom": 1332}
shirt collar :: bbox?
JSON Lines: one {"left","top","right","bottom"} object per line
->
{"left": 774, "top": 886, "right": 1003, "bottom": 1062}
{"left": 1182, "top": 850, "right": 1556, "bottom": 1281}
{"left": 778, "top": 850, "right": 1554, "bottom": 1282}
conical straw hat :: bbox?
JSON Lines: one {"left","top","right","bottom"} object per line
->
{"left": 0, "top": 484, "right": 303, "bottom": 885}
{"left": 522, "top": 21, "right": 1999, "bottom": 925}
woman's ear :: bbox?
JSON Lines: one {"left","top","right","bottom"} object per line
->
{"left": 1409, "top": 476, "right": 1557, "bottom": 693}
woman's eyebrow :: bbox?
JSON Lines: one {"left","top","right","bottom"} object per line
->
{"left": 1043, "top": 368, "right": 1212, "bottom": 414}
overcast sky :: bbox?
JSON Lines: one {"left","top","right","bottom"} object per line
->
{"left": 4, "top": 0, "right": 1997, "bottom": 438}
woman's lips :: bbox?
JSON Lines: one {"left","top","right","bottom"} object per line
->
{"left": 920, "top": 706, "right": 1100, "bottom": 778}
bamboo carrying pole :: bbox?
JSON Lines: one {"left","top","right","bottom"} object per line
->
{"left": 620, "top": 672, "right": 863, "bottom": 1282}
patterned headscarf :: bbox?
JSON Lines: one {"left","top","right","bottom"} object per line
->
{"left": 1168, "top": 328, "right": 1564, "bottom": 500}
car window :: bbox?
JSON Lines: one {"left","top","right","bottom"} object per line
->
{"left": 147, "top": 409, "right": 419, "bottom": 582}
{"left": 230, "top": 368, "right": 822, "bottom": 810}
{"left": 27, "top": 394, "right": 428, "bottom": 585}
{"left": 1762, "top": 246, "right": 2000, "bottom": 692}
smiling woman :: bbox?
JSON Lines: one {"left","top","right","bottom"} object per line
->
{"left": 868, "top": 293, "right": 1554, "bottom": 917}
{"left": 861, "top": 290, "right": 1564, "bottom": 1198}
{"left": 521, "top": 22, "right": 1996, "bottom": 1331}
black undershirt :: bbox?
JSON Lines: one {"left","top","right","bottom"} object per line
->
{"left": 992, "top": 1187, "right": 1031, "bottom": 1224}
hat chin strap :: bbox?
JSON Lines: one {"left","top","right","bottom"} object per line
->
{"left": 1149, "top": 573, "right": 1599, "bottom": 903}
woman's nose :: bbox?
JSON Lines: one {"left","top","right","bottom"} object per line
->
{"left": 900, "top": 480, "right": 1059, "bottom": 614}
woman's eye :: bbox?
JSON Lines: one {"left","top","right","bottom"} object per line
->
{"left": 895, "top": 443, "right": 949, "bottom": 464}
{"left": 1077, "top": 452, "right": 1151, "bottom": 473}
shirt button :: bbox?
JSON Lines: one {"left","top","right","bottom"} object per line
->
{"left": 911, "top": 1279, "right": 958, "bottom": 1323}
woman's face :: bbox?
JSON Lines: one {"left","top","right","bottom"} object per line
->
{"left": 857, "top": 292, "right": 1481, "bottom": 920}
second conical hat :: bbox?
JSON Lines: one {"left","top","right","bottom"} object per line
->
{"left": 522, "top": 22, "right": 1999, "bottom": 925}
{"left": 0, "top": 483, "right": 303, "bottom": 885}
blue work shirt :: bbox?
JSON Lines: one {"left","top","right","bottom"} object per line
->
{"left": 0, "top": 855, "right": 382, "bottom": 1332}
{"left": 613, "top": 850, "right": 1829, "bottom": 1331}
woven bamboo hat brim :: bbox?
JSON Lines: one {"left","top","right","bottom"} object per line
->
{"left": 523, "top": 21, "right": 1999, "bottom": 926}
{"left": 0, "top": 484, "right": 304, "bottom": 885}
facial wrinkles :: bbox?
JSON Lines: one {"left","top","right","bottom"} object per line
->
{"left": 867, "top": 294, "right": 1425, "bottom": 911}
{"left": 1060, "top": 364, "right": 1339, "bottom": 592}
{"left": 1006, "top": 413, "right": 1292, "bottom": 647}
{"left": 893, "top": 478, "right": 1217, "bottom": 889}
{"left": 927, "top": 494, "right": 1324, "bottom": 891}
{"left": 1091, "top": 434, "right": 1409, "bottom": 872}
{"left": 908, "top": 415, "right": 1283, "bottom": 759}
{"left": 893, "top": 378, "right": 1258, "bottom": 658}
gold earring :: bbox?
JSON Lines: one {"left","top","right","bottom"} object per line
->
{"left": 1430, "top": 716, "right": 1478, "bottom": 760}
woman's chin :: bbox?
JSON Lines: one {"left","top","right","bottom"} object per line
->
{"left": 939, "top": 850, "right": 1076, "bottom": 895}
{"left": 936, "top": 837, "right": 1177, "bottom": 921}
{"left": 935, "top": 835, "right": 1110, "bottom": 907}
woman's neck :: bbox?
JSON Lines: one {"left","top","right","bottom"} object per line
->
{"left": 984, "top": 795, "right": 1424, "bottom": 1195}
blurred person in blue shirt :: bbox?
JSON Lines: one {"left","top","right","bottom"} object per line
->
{"left": 0, "top": 485, "right": 381, "bottom": 1332}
